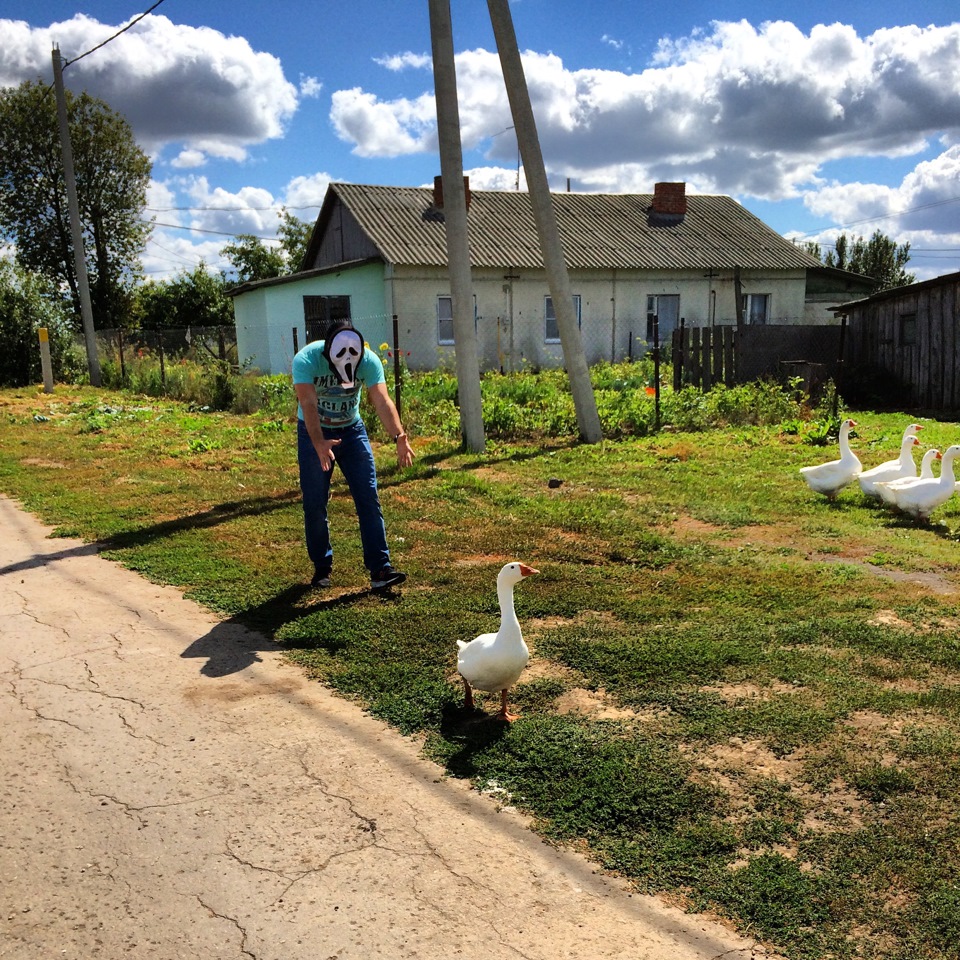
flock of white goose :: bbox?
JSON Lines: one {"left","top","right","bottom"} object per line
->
{"left": 458, "top": 427, "right": 958, "bottom": 724}
{"left": 800, "top": 420, "right": 960, "bottom": 521}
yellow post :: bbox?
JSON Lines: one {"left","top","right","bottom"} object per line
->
{"left": 38, "top": 327, "right": 54, "bottom": 394}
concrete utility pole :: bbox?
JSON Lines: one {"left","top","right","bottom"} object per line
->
{"left": 52, "top": 45, "right": 101, "bottom": 386}
{"left": 428, "top": 0, "right": 485, "bottom": 451}
{"left": 486, "top": 0, "right": 602, "bottom": 443}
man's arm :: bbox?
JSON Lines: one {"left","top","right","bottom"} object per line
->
{"left": 294, "top": 382, "right": 341, "bottom": 471}
{"left": 367, "top": 382, "right": 414, "bottom": 468}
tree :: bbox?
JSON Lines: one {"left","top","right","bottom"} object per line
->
{"left": 220, "top": 208, "right": 313, "bottom": 283}
{"left": 0, "top": 80, "right": 152, "bottom": 330}
{"left": 277, "top": 208, "right": 313, "bottom": 270}
{"left": 220, "top": 234, "right": 286, "bottom": 284}
{"left": 134, "top": 264, "right": 234, "bottom": 330}
{"left": 0, "top": 257, "right": 84, "bottom": 387}
{"left": 822, "top": 230, "right": 915, "bottom": 291}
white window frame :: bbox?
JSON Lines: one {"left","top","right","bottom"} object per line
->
{"left": 545, "top": 294, "right": 581, "bottom": 343}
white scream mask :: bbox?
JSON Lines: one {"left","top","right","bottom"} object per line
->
{"left": 323, "top": 327, "right": 364, "bottom": 387}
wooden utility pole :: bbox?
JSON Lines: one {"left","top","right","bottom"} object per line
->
{"left": 486, "top": 0, "right": 601, "bottom": 443}
{"left": 52, "top": 45, "right": 101, "bottom": 386}
{"left": 428, "top": 0, "right": 485, "bottom": 451}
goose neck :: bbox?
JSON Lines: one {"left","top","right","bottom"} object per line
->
{"left": 498, "top": 580, "right": 519, "bottom": 624}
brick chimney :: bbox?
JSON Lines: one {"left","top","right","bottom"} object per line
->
{"left": 433, "top": 175, "right": 472, "bottom": 211}
{"left": 651, "top": 181, "right": 687, "bottom": 216}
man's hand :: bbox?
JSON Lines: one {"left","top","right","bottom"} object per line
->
{"left": 315, "top": 437, "right": 342, "bottom": 471}
{"left": 396, "top": 434, "right": 414, "bottom": 468}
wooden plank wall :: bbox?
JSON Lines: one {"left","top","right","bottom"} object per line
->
{"left": 844, "top": 276, "right": 960, "bottom": 411}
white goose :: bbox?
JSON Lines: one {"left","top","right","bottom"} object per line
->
{"left": 800, "top": 418, "right": 862, "bottom": 499}
{"left": 457, "top": 562, "right": 538, "bottom": 722}
{"left": 884, "top": 444, "right": 960, "bottom": 521}
{"left": 876, "top": 448, "right": 941, "bottom": 508}
{"left": 858, "top": 424, "right": 923, "bottom": 497}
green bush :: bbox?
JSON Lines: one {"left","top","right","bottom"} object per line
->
{"left": 0, "top": 258, "right": 85, "bottom": 387}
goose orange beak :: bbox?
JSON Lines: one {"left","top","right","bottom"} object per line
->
{"left": 519, "top": 564, "right": 539, "bottom": 577}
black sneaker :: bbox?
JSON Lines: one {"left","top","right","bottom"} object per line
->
{"left": 311, "top": 570, "right": 332, "bottom": 588}
{"left": 371, "top": 566, "right": 406, "bottom": 590}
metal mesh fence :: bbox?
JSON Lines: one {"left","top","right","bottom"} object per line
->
{"left": 88, "top": 326, "right": 239, "bottom": 382}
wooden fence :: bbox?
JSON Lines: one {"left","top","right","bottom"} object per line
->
{"left": 671, "top": 324, "right": 736, "bottom": 390}
{"left": 671, "top": 323, "right": 844, "bottom": 394}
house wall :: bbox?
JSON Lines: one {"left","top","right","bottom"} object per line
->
{"left": 238, "top": 262, "right": 818, "bottom": 376}
{"left": 386, "top": 266, "right": 810, "bottom": 372}
{"left": 234, "top": 262, "right": 390, "bottom": 374}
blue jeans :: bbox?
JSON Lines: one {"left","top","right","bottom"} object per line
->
{"left": 297, "top": 419, "right": 391, "bottom": 576}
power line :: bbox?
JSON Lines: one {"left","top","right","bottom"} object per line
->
{"left": 63, "top": 0, "right": 168, "bottom": 69}
{"left": 145, "top": 204, "right": 321, "bottom": 213}
{"left": 146, "top": 218, "right": 282, "bottom": 241}
{"left": 792, "top": 193, "right": 960, "bottom": 241}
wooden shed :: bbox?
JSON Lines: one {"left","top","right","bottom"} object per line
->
{"left": 832, "top": 271, "right": 960, "bottom": 411}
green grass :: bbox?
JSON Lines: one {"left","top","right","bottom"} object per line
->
{"left": 3, "top": 375, "right": 960, "bottom": 960}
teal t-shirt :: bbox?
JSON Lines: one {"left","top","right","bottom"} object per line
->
{"left": 292, "top": 340, "right": 385, "bottom": 428}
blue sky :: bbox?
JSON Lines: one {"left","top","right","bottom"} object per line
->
{"left": 1, "top": 0, "right": 958, "bottom": 280}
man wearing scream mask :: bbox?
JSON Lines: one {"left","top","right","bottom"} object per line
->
{"left": 292, "top": 321, "right": 414, "bottom": 590}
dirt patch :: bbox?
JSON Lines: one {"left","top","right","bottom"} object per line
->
{"left": 552, "top": 687, "right": 654, "bottom": 722}
{"left": 870, "top": 609, "right": 916, "bottom": 630}
{"left": 812, "top": 554, "right": 958, "bottom": 594}
{"left": 699, "top": 681, "right": 805, "bottom": 701}
{"left": 693, "top": 738, "right": 872, "bottom": 835}
{"left": 183, "top": 677, "right": 302, "bottom": 705}
{"left": 20, "top": 457, "right": 66, "bottom": 469}
{"left": 450, "top": 554, "right": 512, "bottom": 567}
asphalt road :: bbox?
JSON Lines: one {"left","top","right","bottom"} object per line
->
{"left": 0, "top": 494, "right": 773, "bottom": 960}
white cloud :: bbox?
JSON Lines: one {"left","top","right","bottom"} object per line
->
{"left": 299, "top": 75, "right": 323, "bottom": 98}
{"left": 331, "top": 22, "right": 960, "bottom": 203}
{"left": 461, "top": 165, "right": 526, "bottom": 191}
{"left": 601, "top": 35, "right": 623, "bottom": 50}
{"left": 170, "top": 149, "right": 207, "bottom": 169}
{"left": 283, "top": 173, "right": 334, "bottom": 213}
{"left": 374, "top": 52, "right": 432, "bottom": 71}
{"left": 330, "top": 87, "right": 437, "bottom": 157}
{"left": 0, "top": 14, "right": 299, "bottom": 162}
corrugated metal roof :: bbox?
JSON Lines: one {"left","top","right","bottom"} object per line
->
{"left": 329, "top": 182, "right": 821, "bottom": 272}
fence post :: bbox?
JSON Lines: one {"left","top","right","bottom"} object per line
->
{"left": 217, "top": 326, "right": 226, "bottom": 363}
{"left": 835, "top": 314, "right": 847, "bottom": 418}
{"left": 38, "top": 328, "right": 54, "bottom": 393}
{"left": 700, "top": 327, "right": 714, "bottom": 391}
{"left": 118, "top": 328, "right": 126, "bottom": 384}
{"left": 672, "top": 320, "right": 684, "bottom": 390}
{"left": 725, "top": 326, "right": 736, "bottom": 386}
{"left": 652, "top": 314, "right": 661, "bottom": 432}
{"left": 392, "top": 314, "right": 402, "bottom": 420}
{"left": 158, "top": 331, "right": 167, "bottom": 392}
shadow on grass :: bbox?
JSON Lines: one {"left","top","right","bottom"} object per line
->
{"left": 98, "top": 491, "right": 301, "bottom": 552}
{"left": 375, "top": 440, "right": 580, "bottom": 489}
{"left": 435, "top": 700, "right": 511, "bottom": 779}
{"left": 180, "top": 579, "right": 407, "bottom": 677}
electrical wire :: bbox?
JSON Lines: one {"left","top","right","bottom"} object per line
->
{"left": 63, "top": 0, "right": 168, "bottom": 69}
{"left": 146, "top": 218, "right": 283, "bottom": 242}
{"left": 792, "top": 194, "right": 960, "bottom": 242}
